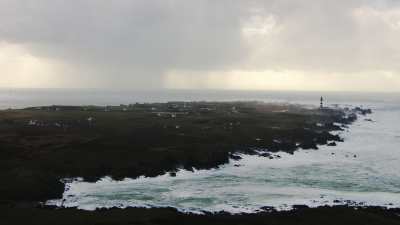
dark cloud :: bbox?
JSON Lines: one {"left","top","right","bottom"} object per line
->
{"left": 0, "top": 0, "right": 248, "bottom": 87}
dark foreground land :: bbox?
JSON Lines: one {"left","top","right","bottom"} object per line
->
{"left": 1, "top": 101, "right": 395, "bottom": 225}
{"left": 2, "top": 204, "right": 400, "bottom": 225}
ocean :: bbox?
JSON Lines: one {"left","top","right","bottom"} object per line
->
{"left": 0, "top": 88, "right": 398, "bottom": 109}
{"left": 1, "top": 88, "right": 399, "bottom": 213}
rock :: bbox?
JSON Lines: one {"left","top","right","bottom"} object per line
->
{"left": 260, "top": 152, "right": 271, "bottom": 158}
{"left": 353, "top": 107, "right": 372, "bottom": 115}
{"left": 328, "top": 142, "right": 337, "bottom": 146}
{"left": 230, "top": 155, "right": 242, "bottom": 161}
{"left": 292, "top": 205, "right": 309, "bottom": 210}
{"left": 169, "top": 172, "right": 177, "bottom": 177}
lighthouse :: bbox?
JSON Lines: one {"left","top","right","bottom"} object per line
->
{"left": 320, "top": 96, "right": 324, "bottom": 109}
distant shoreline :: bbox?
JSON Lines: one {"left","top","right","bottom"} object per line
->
{"left": 1, "top": 88, "right": 399, "bottom": 110}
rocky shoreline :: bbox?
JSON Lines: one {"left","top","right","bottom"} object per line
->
{"left": 1, "top": 101, "right": 391, "bottom": 225}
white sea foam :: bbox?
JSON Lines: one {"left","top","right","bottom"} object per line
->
{"left": 47, "top": 102, "right": 400, "bottom": 214}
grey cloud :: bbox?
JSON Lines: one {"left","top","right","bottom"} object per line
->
{"left": 0, "top": 0, "right": 249, "bottom": 87}
{"left": 0, "top": 0, "right": 399, "bottom": 88}
{"left": 1, "top": 1, "right": 246, "bottom": 66}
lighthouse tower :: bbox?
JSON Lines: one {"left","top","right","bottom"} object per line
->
{"left": 320, "top": 96, "right": 324, "bottom": 109}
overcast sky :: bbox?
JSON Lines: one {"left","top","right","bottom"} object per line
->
{"left": 1, "top": 0, "right": 400, "bottom": 92}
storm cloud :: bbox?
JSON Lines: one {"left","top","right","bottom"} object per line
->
{"left": 0, "top": 0, "right": 399, "bottom": 91}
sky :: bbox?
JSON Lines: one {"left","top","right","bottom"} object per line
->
{"left": 0, "top": 0, "right": 400, "bottom": 92}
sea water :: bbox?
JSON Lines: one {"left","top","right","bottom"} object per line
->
{"left": 0, "top": 88, "right": 397, "bottom": 109}
{"left": 1, "top": 89, "right": 399, "bottom": 213}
